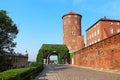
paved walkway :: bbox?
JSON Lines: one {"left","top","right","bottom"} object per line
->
{"left": 35, "top": 64, "right": 120, "bottom": 80}
{"left": 35, "top": 64, "right": 58, "bottom": 80}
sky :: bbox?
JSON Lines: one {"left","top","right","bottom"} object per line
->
{"left": 0, "top": 0, "right": 120, "bottom": 61}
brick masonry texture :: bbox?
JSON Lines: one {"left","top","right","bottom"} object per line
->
{"left": 86, "top": 18, "right": 120, "bottom": 46}
{"left": 74, "top": 32, "right": 120, "bottom": 71}
{"left": 62, "top": 11, "right": 120, "bottom": 71}
{"left": 62, "top": 12, "right": 84, "bottom": 51}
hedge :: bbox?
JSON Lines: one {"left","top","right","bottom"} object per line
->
{"left": 0, "top": 62, "right": 43, "bottom": 80}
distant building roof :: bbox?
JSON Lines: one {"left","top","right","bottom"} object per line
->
{"left": 4, "top": 52, "right": 28, "bottom": 57}
{"left": 86, "top": 16, "right": 120, "bottom": 31}
{"left": 62, "top": 11, "right": 82, "bottom": 19}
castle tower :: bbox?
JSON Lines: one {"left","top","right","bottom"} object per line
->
{"left": 62, "top": 11, "right": 84, "bottom": 52}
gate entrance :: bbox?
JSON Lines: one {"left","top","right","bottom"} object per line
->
{"left": 37, "top": 44, "right": 70, "bottom": 64}
{"left": 50, "top": 55, "right": 58, "bottom": 64}
{"left": 47, "top": 51, "right": 58, "bottom": 64}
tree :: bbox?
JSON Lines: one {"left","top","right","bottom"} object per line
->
{"left": 0, "top": 10, "right": 18, "bottom": 53}
{"left": 0, "top": 10, "right": 18, "bottom": 71}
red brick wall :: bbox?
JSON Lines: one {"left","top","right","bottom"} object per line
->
{"left": 74, "top": 32, "right": 120, "bottom": 71}
{"left": 86, "top": 22, "right": 101, "bottom": 46}
{"left": 77, "top": 36, "right": 84, "bottom": 50}
{"left": 100, "top": 21, "right": 120, "bottom": 39}
{"left": 86, "top": 20, "right": 120, "bottom": 46}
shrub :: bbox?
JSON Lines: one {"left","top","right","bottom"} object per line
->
{"left": 30, "top": 62, "right": 42, "bottom": 67}
{"left": 0, "top": 62, "right": 43, "bottom": 80}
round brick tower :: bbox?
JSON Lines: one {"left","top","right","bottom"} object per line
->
{"left": 62, "top": 11, "right": 84, "bottom": 51}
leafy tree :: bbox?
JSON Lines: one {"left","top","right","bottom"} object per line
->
{"left": 0, "top": 10, "right": 18, "bottom": 71}
{"left": 0, "top": 10, "right": 18, "bottom": 53}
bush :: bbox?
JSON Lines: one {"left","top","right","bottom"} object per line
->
{"left": 30, "top": 62, "right": 42, "bottom": 67}
{"left": 0, "top": 62, "right": 43, "bottom": 80}
{"left": 0, "top": 68, "right": 32, "bottom": 80}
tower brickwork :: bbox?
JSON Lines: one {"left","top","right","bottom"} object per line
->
{"left": 62, "top": 11, "right": 84, "bottom": 52}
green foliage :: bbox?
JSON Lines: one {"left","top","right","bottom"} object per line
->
{"left": 0, "top": 62, "right": 43, "bottom": 80}
{"left": 0, "top": 10, "right": 19, "bottom": 71}
{"left": 0, "top": 68, "right": 32, "bottom": 80}
{"left": 0, "top": 10, "right": 18, "bottom": 53}
{"left": 70, "top": 53, "right": 74, "bottom": 58}
{"left": 37, "top": 49, "right": 43, "bottom": 63}
{"left": 37, "top": 44, "right": 69, "bottom": 64}
{"left": 30, "top": 62, "right": 43, "bottom": 67}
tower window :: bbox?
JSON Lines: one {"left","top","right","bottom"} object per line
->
{"left": 90, "top": 35, "right": 91, "bottom": 39}
{"left": 90, "top": 42, "right": 92, "bottom": 45}
{"left": 68, "top": 15, "right": 71, "bottom": 18}
{"left": 72, "top": 39, "right": 75, "bottom": 42}
{"left": 110, "top": 28, "right": 113, "bottom": 34}
{"left": 97, "top": 29, "right": 100, "bottom": 35}
{"left": 98, "top": 38, "right": 100, "bottom": 42}
{"left": 110, "top": 22, "right": 113, "bottom": 25}
{"left": 68, "top": 20, "right": 71, "bottom": 23}
{"left": 94, "top": 31, "right": 96, "bottom": 36}
{"left": 72, "top": 31, "right": 75, "bottom": 35}
{"left": 95, "top": 40, "right": 97, "bottom": 43}
{"left": 74, "top": 15, "right": 77, "bottom": 18}
{"left": 117, "top": 22, "right": 119, "bottom": 25}
{"left": 117, "top": 28, "right": 120, "bottom": 33}
{"left": 74, "top": 20, "right": 77, "bottom": 24}
{"left": 91, "top": 33, "right": 94, "bottom": 38}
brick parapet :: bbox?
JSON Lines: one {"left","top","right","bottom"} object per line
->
{"left": 74, "top": 32, "right": 120, "bottom": 71}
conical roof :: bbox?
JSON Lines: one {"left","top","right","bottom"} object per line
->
{"left": 67, "top": 11, "right": 77, "bottom": 15}
{"left": 62, "top": 11, "right": 82, "bottom": 19}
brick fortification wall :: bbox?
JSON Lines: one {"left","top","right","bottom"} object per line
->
{"left": 74, "top": 32, "right": 120, "bottom": 71}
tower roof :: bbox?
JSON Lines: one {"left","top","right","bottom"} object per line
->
{"left": 67, "top": 11, "right": 77, "bottom": 15}
{"left": 62, "top": 11, "right": 82, "bottom": 19}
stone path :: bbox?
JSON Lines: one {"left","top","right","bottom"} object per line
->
{"left": 35, "top": 64, "right": 59, "bottom": 80}
{"left": 35, "top": 64, "right": 120, "bottom": 80}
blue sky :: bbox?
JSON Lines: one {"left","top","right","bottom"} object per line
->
{"left": 0, "top": 0, "right": 120, "bottom": 61}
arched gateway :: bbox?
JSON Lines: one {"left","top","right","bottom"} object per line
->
{"left": 37, "top": 44, "right": 70, "bottom": 64}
